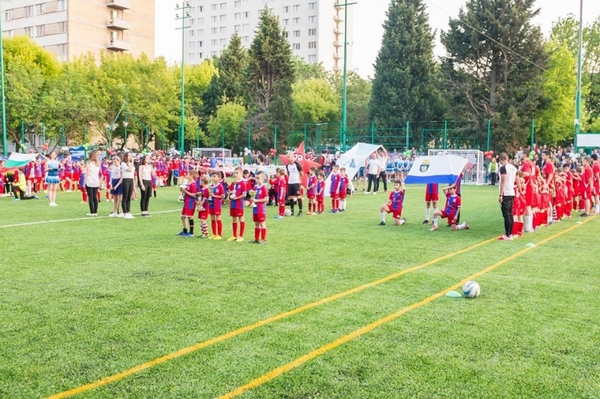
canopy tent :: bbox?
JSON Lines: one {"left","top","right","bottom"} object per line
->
{"left": 404, "top": 154, "right": 468, "bottom": 185}
{"left": 325, "top": 143, "right": 381, "bottom": 196}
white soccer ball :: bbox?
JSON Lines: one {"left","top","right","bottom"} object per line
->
{"left": 284, "top": 209, "right": 292, "bottom": 216}
{"left": 462, "top": 281, "right": 481, "bottom": 298}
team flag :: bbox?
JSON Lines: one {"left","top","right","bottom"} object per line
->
{"left": 405, "top": 154, "right": 468, "bottom": 185}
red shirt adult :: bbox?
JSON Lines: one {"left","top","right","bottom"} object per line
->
{"left": 520, "top": 160, "right": 536, "bottom": 206}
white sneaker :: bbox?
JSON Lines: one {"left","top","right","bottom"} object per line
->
{"left": 364, "top": 192, "right": 370, "bottom": 195}
{"left": 124, "top": 213, "right": 135, "bottom": 219}
{"left": 108, "top": 213, "right": 117, "bottom": 217}
{"left": 49, "top": 202, "right": 57, "bottom": 207}
{"left": 117, "top": 213, "right": 124, "bottom": 218}
{"left": 86, "top": 213, "right": 94, "bottom": 216}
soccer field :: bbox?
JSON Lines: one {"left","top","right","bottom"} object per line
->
{"left": 1, "top": 185, "right": 598, "bottom": 399}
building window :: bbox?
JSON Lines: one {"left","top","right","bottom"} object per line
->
{"left": 283, "top": 6, "right": 289, "bottom": 13}
{"left": 211, "top": 50, "right": 217, "bottom": 56}
{"left": 242, "top": 36, "right": 249, "bottom": 43}
{"left": 293, "top": 5, "right": 300, "bottom": 12}
{"left": 198, "top": 17, "right": 204, "bottom": 24}
{"left": 197, "top": 29, "right": 204, "bottom": 35}
{"left": 25, "top": 6, "right": 33, "bottom": 17}
{"left": 234, "top": 12, "right": 241, "bottom": 20}
{"left": 190, "top": 41, "right": 196, "bottom": 49}
{"left": 198, "top": 40, "right": 203, "bottom": 47}
{"left": 293, "top": 17, "right": 300, "bottom": 25}
{"left": 198, "top": 52, "right": 203, "bottom": 58}
{"left": 309, "top": 15, "right": 317, "bottom": 23}
{"left": 220, "top": 2, "right": 226, "bottom": 9}
{"left": 292, "top": 43, "right": 300, "bottom": 50}
{"left": 57, "top": 0, "right": 66, "bottom": 11}
{"left": 189, "top": 53, "right": 196, "bottom": 60}
{"left": 309, "top": 2, "right": 317, "bottom": 10}
{"left": 190, "top": 19, "right": 195, "bottom": 25}
{"left": 219, "top": 26, "right": 226, "bottom": 33}
{"left": 59, "top": 21, "right": 67, "bottom": 33}
{"left": 58, "top": 44, "right": 67, "bottom": 56}
{"left": 243, "top": 11, "right": 249, "bottom": 18}
{"left": 308, "top": 41, "right": 316, "bottom": 49}
{"left": 4, "top": 10, "right": 12, "bottom": 21}
{"left": 242, "top": 0, "right": 249, "bottom": 5}
{"left": 293, "top": 30, "right": 300, "bottom": 37}
{"left": 242, "top": 23, "right": 249, "bottom": 31}
{"left": 283, "top": 31, "right": 288, "bottom": 38}
{"left": 308, "top": 54, "right": 317, "bottom": 62}
{"left": 234, "top": 25, "right": 240, "bottom": 32}
{"left": 3, "top": 30, "right": 13, "bottom": 38}
{"left": 220, "top": 38, "right": 226, "bottom": 46}
{"left": 35, "top": 3, "right": 46, "bottom": 15}
{"left": 308, "top": 28, "right": 316, "bottom": 36}
{"left": 189, "top": 30, "right": 195, "bottom": 37}
{"left": 211, "top": 27, "right": 217, "bottom": 34}
{"left": 211, "top": 3, "right": 217, "bottom": 10}
{"left": 220, "top": 14, "right": 226, "bottom": 21}
{"left": 199, "top": 6, "right": 203, "bottom": 12}
{"left": 211, "top": 15, "right": 217, "bottom": 22}
{"left": 282, "top": 19, "right": 289, "bottom": 26}
{"left": 234, "top": 0, "right": 241, "bottom": 7}
{"left": 211, "top": 39, "right": 217, "bottom": 46}
{"left": 24, "top": 27, "right": 33, "bottom": 38}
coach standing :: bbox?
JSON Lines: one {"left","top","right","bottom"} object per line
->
{"left": 365, "top": 152, "right": 380, "bottom": 194}
{"left": 498, "top": 152, "right": 520, "bottom": 240}
{"left": 286, "top": 152, "right": 304, "bottom": 216}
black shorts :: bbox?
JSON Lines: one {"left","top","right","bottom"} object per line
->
{"left": 287, "top": 183, "right": 301, "bottom": 197}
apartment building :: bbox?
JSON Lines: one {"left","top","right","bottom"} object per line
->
{"left": 183, "top": 0, "right": 354, "bottom": 71}
{"left": 1, "top": 0, "right": 155, "bottom": 62}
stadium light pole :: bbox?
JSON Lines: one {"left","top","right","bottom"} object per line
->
{"left": 335, "top": 1, "right": 356, "bottom": 153}
{"left": 575, "top": 0, "right": 584, "bottom": 138}
{"left": 0, "top": 1, "right": 7, "bottom": 157}
{"left": 176, "top": 2, "right": 191, "bottom": 156}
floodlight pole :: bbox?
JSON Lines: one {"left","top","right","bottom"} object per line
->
{"left": 335, "top": 1, "right": 356, "bottom": 153}
{"left": 0, "top": 2, "right": 6, "bottom": 157}
{"left": 176, "top": 2, "right": 191, "bottom": 156}
{"left": 575, "top": 0, "right": 584, "bottom": 138}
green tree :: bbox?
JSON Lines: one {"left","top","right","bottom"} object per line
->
{"left": 536, "top": 42, "right": 578, "bottom": 144}
{"left": 369, "top": 0, "right": 443, "bottom": 130}
{"left": 292, "top": 78, "right": 339, "bottom": 124}
{"left": 204, "top": 102, "right": 247, "bottom": 149}
{"left": 246, "top": 7, "right": 295, "bottom": 146}
{"left": 219, "top": 33, "right": 248, "bottom": 104}
{"left": 441, "top": 0, "right": 547, "bottom": 150}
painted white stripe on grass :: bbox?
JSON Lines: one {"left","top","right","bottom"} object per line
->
{"left": 0, "top": 210, "right": 181, "bottom": 229}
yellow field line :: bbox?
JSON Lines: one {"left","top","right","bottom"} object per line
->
{"left": 219, "top": 217, "right": 594, "bottom": 399}
{"left": 46, "top": 237, "right": 496, "bottom": 399}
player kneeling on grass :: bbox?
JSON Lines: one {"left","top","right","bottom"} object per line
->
{"left": 379, "top": 180, "right": 406, "bottom": 226}
{"left": 430, "top": 184, "right": 468, "bottom": 231}
{"left": 249, "top": 171, "right": 269, "bottom": 244}
{"left": 178, "top": 170, "right": 199, "bottom": 237}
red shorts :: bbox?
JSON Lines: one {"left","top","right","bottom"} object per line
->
{"left": 425, "top": 192, "right": 439, "bottom": 202}
{"left": 198, "top": 209, "right": 208, "bottom": 220}
{"left": 582, "top": 187, "right": 592, "bottom": 200}
{"left": 525, "top": 186, "right": 534, "bottom": 206}
{"left": 330, "top": 192, "right": 338, "bottom": 199}
{"left": 253, "top": 213, "right": 266, "bottom": 223}
{"left": 338, "top": 192, "right": 347, "bottom": 199}
{"left": 181, "top": 207, "right": 194, "bottom": 217}
{"left": 230, "top": 208, "right": 244, "bottom": 218}
{"left": 307, "top": 194, "right": 316, "bottom": 200}
{"left": 440, "top": 210, "right": 457, "bottom": 224}
{"left": 387, "top": 208, "right": 402, "bottom": 219}
{"left": 513, "top": 196, "right": 525, "bottom": 216}
{"left": 277, "top": 198, "right": 286, "bottom": 206}
{"left": 34, "top": 177, "right": 42, "bottom": 185}
{"left": 209, "top": 208, "right": 221, "bottom": 216}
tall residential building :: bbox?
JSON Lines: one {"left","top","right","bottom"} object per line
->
{"left": 1, "top": 0, "right": 155, "bottom": 62}
{"left": 184, "top": 0, "right": 353, "bottom": 72}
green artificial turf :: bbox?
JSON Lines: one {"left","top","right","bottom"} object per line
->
{"left": 0, "top": 184, "right": 598, "bottom": 398}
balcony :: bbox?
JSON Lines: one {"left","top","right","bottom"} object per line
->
{"left": 107, "top": 17, "right": 131, "bottom": 30}
{"left": 333, "top": 53, "right": 342, "bottom": 60}
{"left": 107, "top": 0, "right": 131, "bottom": 10}
{"left": 334, "top": 15, "right": 342, "bottom": 23}
{"left": 333, "top": 28, "right": 341, "bottom": 35}
{"left": 107, "top": 38, "right": 131, "bottom": 51}
{"left": 334, "top": 41, "right": 342, "bottom": 47}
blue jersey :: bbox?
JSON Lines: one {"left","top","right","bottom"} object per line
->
{"left": 389, "top": 190, "right": 404, "bottom": 211}
{"left": 444, "top": 193, "right": 461, "bottom": 215}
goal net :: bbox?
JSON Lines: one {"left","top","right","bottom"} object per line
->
{"left": 427, "top": 149, "right": 485, "bottom": 185}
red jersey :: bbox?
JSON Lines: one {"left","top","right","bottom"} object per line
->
{"left": 306, "top": 175, "right": 317, "bottom": 198}
{"left": 253, "top": 184, "right": 268, "bottom": 215}
{"left": 229, "top": 180, "right": 247, "bottom": 210}
{"left": 337, "top": 175, "right": 349, "bottom": 196}
{"left": 316, "top": 180, "right": 325, "bottom": 201}
{"left": 208, "top": 184, "right": 225, "bottom": 212}
{"left": 542, "top": 162, "right": 555, "bottom": 187}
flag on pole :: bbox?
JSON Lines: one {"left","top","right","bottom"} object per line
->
{"left": 405, "top": 154, "right": 468, "bottom": 185}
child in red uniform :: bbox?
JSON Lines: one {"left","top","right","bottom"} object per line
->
{"left": 315, "top": 172, "right": 325, "bottom": 214}
{"left": 423, "top": 183, "right": 439, "bottom": 224}
{"left": 228, "top": 167, "right": 247, "bottom": 242}
{"left": 329, "top": 165, "right": 340, "bottom": 213}
{"left": 208, "top": 172, "right": 226, "bottom": 239}
{"left": 250, "top": 171, "right": 269, "bottom": 244}
{"left": 276, "top": 168, "right": 287, "bottom": 219}
{"left": 511, "top": 172, "right": 526, "bottom": 237}
{"left": 178, "top": 170, "right": 199, "bottom": 237}
{"left": 196, "top": 175, "right": 211, "bottom": 239}
{"left": 306, "top": 167, "right": 317, "bottom": 215}
{"left": 379, "top": 180, "right": 406, "bottom": 226}
{"left": 337, "top": 167, "right": 350, "bottom": 212}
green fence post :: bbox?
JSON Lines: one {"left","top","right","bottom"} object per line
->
{"left": 371, "top": 121, "right": 375, "bottom": 144}
{"left": 486, "top": 119, "right": 491, "bottom": 151}
{"left": 247, "top": 124, "right": 251, "bottom": 149}
{"left": 20, "top": 121, "right": 25, "bottom": 152}
{"left": 196, "top": 126, "right": 200, "bottom": 149}
{"left": 530, "top": 119, "right": 535, "bottom": 149}
{"left": 443, "top": 120, "right": 448, "bottom": 150}
{"left": 274, "top": 124, "right": 278, "bottom": 164}
{"left": 405, "top": 121, "right": 410, "bottom": 151}
{"left": 83, "top": 125, "right": 87, "bottom": 159}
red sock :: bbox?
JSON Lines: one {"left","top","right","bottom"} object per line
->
{"left": 308, "top": 203, "right": 312, "bottom": 213}
{"left": 211, "top": 220, "right": 217, "bottom": 235}
{"left": 261, "top": 227, "right": 267, "bottom": 241}
{"left": 217, "top": 220, "right": 223, "bottom": 236}
{"left": 232, "top": 222, "right": 238, "bottom": 237}
{"left": 240, "top": 221, "right": 245, "bottom": 237}
{"left": 82, "top": 191, "right": 88, "bottom": 202}
{"left": 255, "top": 227, "right": 260, "bottom": 241}
{"left": 279, "top": 205, "right": 285, "bottom": 216}
{"left": 97, "top": 191, "right": 101, "bottom": 201}
{"left": 511, "top": 220, "right": 519, "bottom": 235}
{"left": 106, "top": 191, "right": 110, "bottom": 200}
{"left": 331, "top": 199, "right": 335, "bottom": 210}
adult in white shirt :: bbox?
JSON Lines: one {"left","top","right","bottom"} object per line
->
{"left": 285, "top": 152, "right": 304, "bottom": 216}
{"left": 377, "top": 148, "right": 389, "bottom": 192}
{"left": 138, "top": 155, "right": 154, "bottom": 217}
{"left": 498, "top": 152, "right": 521, "bottom": 240}
{"left": 84, "top": 150, "right": 101, "bottom": 216}
{"left": 365, "top": 152, "right": 381, "bottom": 194}
{"left": 120, "top": 152, "right": 136, "bottom": 219}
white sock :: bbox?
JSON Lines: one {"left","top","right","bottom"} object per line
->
{"left": 458, "top": 222, "right": 466, "bottom": 229}
{"left": 380, "top": 212, "right": 386, "bottom": 222}
{"left": 341, "top": 200, "right": 346, "bottom": 210}
{"left": 525, "top": 215, "right": 533, "bottom": 231}
{"left": 433, "top": 216, "right": 438, "bottom": 227}
{"left": 425, "top": 208, "right": 430, "bottom": 220}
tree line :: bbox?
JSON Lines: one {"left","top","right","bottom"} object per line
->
{"left": 2, "top": 2, "right": 599, "bottom": 154}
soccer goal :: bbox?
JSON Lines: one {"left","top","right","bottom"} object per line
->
{"left": 427, "top": 149, "right": 485, "bottom": 185}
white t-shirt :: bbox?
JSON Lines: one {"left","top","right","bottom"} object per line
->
{"left": 121, "top": 162, "right": 134, "bottom": 179}
{"left": 140, "top": 165, "right": 152, "bottom": 181}
{"left": 286, "top": 162, "right": 301, "bottom": 184}
{"left": 86, "top": 163, "right": 100, "bottom": 188}
{"left": 499, "top": 163, "right": 517, "bottom": 196}
{"left": 367, "top": 158, "right": 380, "bottom": 175}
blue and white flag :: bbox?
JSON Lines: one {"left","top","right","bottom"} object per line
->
{"left": 405, "top": 154, "right": 468, "bottom": 185}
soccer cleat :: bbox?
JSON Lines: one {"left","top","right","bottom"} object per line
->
{"left": 274, "top": 215, "right": 284, "bottom": 219}
{"left": 177, "top": 231, "right": 187, "bottom": 236}
{"left": 400, "top": 217, "right": 406, "bottom": 225}
{"left": 197, "top": 234, "right": 209, "bottom": 239}
{"left": 297, "top": 211, "right": 303, "bottom": 217}
{"left": 430, "top": 225, "right": 438, "bottom": 231}
{"left": 463, "top": 223, "right": 469, "bottom": 230}
{"left": 580, "top": 213, "right": 589, "bottom": 217}
{"left": 257, "top": 240, "right": 266, "bottom": 245}
{"left": 248, "top": 239, "right": 259, "bottom": 244}
{"left": 227, "top": 236, "right": 237, "bottom": 242}
{"left": 183, "top": 232, "right": 193, "bottom": 238}
{"left": 213, "top": 236, "right": 222, "bottom": 240}
{"left": 378, "top": 221, "right": 385, "bottom": 226}
{"left": 498, "top": 235, "right": 513, "bottom": 241}
{"left": 236, "top": 237, "right": 244, "bottom": 242}
{"left": 329, "top": 209, "right": 337, "bottom": 213}
{"left": 422, "top": 219, "right": 429, "bottom": 224}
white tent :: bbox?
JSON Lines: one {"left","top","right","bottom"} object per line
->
{"left": 324, "top": 143, "right": 381, "bottom": 196}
